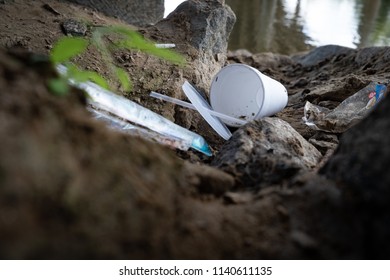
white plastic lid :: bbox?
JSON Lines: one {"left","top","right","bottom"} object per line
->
{"left": 182, "top": 81, "right": 232, "bottom": 140}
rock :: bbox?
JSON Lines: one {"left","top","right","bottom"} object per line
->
{"left": 212, "top": 118, "right": 322, "bottom": 189}
{"left": 308, "top": 132, "right": 339, "bottom": 155}
{"left": 321, "top": 94, "right": 390, "bottom": 198}
{"left": 321, "top": 94, "right": 390, "bottom": 258}
{"left": 303, "top": 75, "right": 369, "bottom": 103}
{"left": 353, "top": 47, "right": 390, "bottom": 75}
{"left": 293, "top": 44, "right": 355, "bottom": 68}
{"left": 251, "top": 52, "right": 295, "bottom": 71}
{"left": 354, "top": 46, "right": 389, "bottom": 66}
{"left": 147, "top": 0, "right": 236, "bottom": 94}
{"left": 229, "top": 50, "right": 295, "bottom": 73}
{"left": 292, "top": 78, "right": 309, "bottom": 88}
{"left": 61, "top": 19, "right": 87, "bottom": 36}
{"left": 61, "top": 0, "right": 164, "bottom": 26}
{"left": 281, "top": 175, "right": 363, "bottom": 258}
{"left": 163, "top": 0, "right": 236, "bottom": 56}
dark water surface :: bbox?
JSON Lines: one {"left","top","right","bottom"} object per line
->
{"left": 165, "top": 0, "right": 390, "bottom": 54}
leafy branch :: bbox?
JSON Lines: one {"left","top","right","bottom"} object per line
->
{"left": 49, "top": 25, "right": 185, "bottom": 95}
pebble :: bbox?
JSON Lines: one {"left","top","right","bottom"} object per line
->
{"left": 61, "top": 19, "right": 87, "bottom": 36}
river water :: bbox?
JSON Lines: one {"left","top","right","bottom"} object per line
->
{"left": 165, "top": 0, "right": 390, "bottom": 54}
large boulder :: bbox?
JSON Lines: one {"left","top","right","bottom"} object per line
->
{"left": 147, "top": 0, "right": 236, "bottom": 92}
{"left": 62, "top": 0, "right": 164, "bottom": 26}
{"left": 165, "top": 0, "right": 235, "bottom": 56}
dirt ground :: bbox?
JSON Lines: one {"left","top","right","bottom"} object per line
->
{"left": 1, "top": 0, "right": 390, "bottom": 259}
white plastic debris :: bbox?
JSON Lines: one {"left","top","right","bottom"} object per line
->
{"left": 154, "top": 43, "right": 176, "bottom": 49}
{"left": 56, "top": 65, "right": 212, "bottom": 156}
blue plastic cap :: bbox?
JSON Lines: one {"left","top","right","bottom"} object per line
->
{"left": 191, "top": 137, "right": 212, "bottom": 157}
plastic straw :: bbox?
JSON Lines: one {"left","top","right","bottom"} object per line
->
{"left": 150, "top": 91, "right": 247, "bottom": 126}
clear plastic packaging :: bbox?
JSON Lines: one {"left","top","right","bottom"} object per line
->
{"left": 303, "top": 82, "right": 387, "bottom": 133}
{"left": 56, "top": 65, "right": 212, "bottom": 156}
{"left": 89, "top": 107, "right": 191, "bottom": 151}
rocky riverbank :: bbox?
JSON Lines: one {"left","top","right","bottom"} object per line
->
{"left": 0, "top": 0, "right": 390, "bottom": 259}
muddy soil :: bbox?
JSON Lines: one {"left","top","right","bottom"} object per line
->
{"left": 1, "top": 0, "right": 390, "bottom": 259}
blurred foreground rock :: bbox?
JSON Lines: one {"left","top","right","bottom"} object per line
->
{"left": 0, "top": 50, "right": 184, "bottom": 258}
{"left": 321, "top": 94, "right": 390, "bottom": 258}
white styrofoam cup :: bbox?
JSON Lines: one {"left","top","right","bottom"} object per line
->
{"left": 210, "top": 64, "right": 288, "bottom": 127}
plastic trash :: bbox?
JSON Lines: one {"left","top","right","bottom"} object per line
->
{"left": 303, "top": 82, "right": 387, "bottom": 133}
{"left": 155, "top": 43, "right": 176, "bottom": 49}
{"left": 181, "top": 81, "right": 233, "bottom": 140}
{"left": 56, "top": 65, "right": 212, "bottom": 156}
{"left": 89, "top": 107, "right": 191, "bottom": 151}
{"left": 150, "top": 81, "right": 247, "bottom": 140}
{"left": 150, "top": 91, "right": 247, "bottom": 126}
{"left": 150, "top": 64, "right": 288, "bottom": 140}
{"left": 210, "top": 64, "right": 288, "bottom": 127}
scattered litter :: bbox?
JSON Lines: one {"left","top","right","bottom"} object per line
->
{"left": 150, "top": 81, "right": 247, "bottom": 140}
{"left": 56, "top": 65, "right": 212, "bottom": 156}
{"left": 150, "top": 64, "right": 288, "bottom": 139}
{"left": 303, "top": 82, "right": 387, "bottom": 133}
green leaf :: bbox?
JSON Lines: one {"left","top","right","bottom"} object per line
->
{"left": 64, "top": 64, "right": 110, "bottom": 89}
{"left": 103, "top": 25, "right": 138, "bottom": 39}
{"left": 83, "top": 71, "right": 110, "bottom": 89}
{"left": 50, "top": 37, "right": 89, "bottom": 64}
{"left": 115, "top": 67, "right": 132, "bottom": 92}
{"left": 48, "top": 78, "right": 70, "bottom": 96}
{"left": 105, "top": 25, "right": 186, "bottom": 66}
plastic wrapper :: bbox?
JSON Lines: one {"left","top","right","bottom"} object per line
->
{"left": 303, "top": 82, "right": 387, "bottom": 133}
{"left": 88, "top": 107, "right": 191, "bottom": 152}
